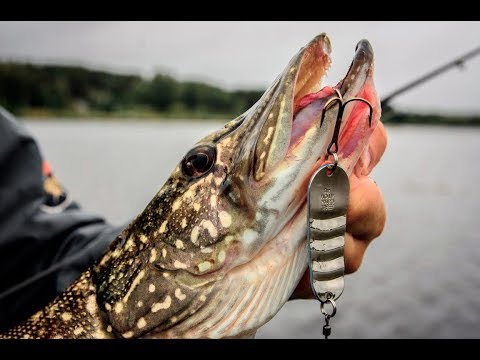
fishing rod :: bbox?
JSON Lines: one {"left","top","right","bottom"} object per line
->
{"left": 381, "top": 45, "right": 480, "bottom": 112}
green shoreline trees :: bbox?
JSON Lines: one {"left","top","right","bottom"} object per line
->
{"left": 0, "top": 63, "right": 263, "bottom": 119}
{"left": 1, "top": 62, "right": 479, "bottom": 125}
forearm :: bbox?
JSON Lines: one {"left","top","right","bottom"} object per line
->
{"left": 0, "top": 107, "right": 127, "bottom": 330}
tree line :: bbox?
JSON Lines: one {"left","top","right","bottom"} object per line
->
{"left": 1, "top": 62, "right": 478, "bottom": 125}
{"left": 0, "top": 62, "right": 265, "bottom": 117}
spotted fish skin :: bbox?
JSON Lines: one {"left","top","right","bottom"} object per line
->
{"left": 1, "top": 110, "right": 268, "bottom": 339}
{"left": 1, "top": 114, "right": 251, "bottom": 339}
{"left": 1, "top": 34, "right": 381, "bottom": 339}
{"left": 1, "top": 271, "right": 113, "bottom": 339}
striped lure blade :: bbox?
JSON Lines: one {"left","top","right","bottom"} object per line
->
{"left": 307, "top": 164, "right": 349, "bottom": 302}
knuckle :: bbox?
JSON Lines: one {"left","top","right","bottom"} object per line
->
{"left": 345, "top": 254, "right": 363, "bottom": 274}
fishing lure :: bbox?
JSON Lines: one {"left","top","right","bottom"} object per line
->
{"left": 307, "top": 90, "right": 373, "bottom": 339}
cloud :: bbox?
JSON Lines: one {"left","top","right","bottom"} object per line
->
{"left": 1, "top": 21, "right": 479, "bottom": 113}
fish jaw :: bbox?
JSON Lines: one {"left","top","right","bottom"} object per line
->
{"left": 234, "top": 37, "right": 380, "bottom": 263}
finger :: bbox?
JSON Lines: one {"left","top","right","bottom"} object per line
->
{"left": 344, "top": 232, "right": 369, "bottom": 274}
{"left": 367, "top": 122, "right": 388, "bottom": 172}
{"left": 354, "top": 122, "right": 388, "bottom": 177}
{"left": 346, "top": 176, "right": 386, "bottom": 242}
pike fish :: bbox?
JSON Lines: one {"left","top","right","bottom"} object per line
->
{"left": 1, "top": 33, "right": 381, "bottom": 339}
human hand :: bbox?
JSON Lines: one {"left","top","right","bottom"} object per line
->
{"left": 290, "top": 122, "right": 388, "bottom": 300}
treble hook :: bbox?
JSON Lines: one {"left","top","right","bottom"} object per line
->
{"left": 320, "top": 89, "right": 374, "bottom": 158}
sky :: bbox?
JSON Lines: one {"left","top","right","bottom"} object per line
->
{"left": 1, "top": 21, "right": 480, "bottom": 114}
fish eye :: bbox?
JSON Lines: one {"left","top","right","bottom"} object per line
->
{"left": 182, "top": 145, "right": 216, "bottom": 178}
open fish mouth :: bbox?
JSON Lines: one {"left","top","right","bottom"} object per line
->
{"left": 253, "top": 33, "right": 380, "bottom": 188}
{"left": 242, "top": 34, "right": 381, "bottom": 265}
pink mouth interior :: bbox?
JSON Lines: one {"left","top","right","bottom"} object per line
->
{"left": 289, "top": 75, "right": 378, "bottom": 177}
{"left": 289, "top": 86, "right": 335, "bottom": 147}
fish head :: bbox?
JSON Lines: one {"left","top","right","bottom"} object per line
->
{"left": 93, "top": 33, "right": 381, "bottom": 338}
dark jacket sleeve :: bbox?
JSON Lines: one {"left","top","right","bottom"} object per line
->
{"left": 0, "top": 107, "right": 126, "bottom": 331}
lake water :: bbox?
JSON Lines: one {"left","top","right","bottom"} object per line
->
{"left": 22, "top": 119, "right": 480, "bottom": 339}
